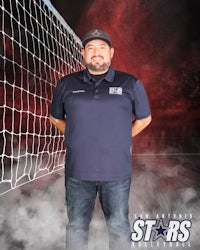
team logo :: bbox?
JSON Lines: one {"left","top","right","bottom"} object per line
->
{"left": 109, "top": 87, "right": 122, "bottom": 95}
{"left": 131, "top": 214, "right": 192, "bottom": 248}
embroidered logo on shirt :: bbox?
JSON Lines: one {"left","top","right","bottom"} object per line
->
{"left": 109, "top": 87, "right": 122, "bottom": 95}
{"left": 72, "top": 90, "right": 85, "bottom": 93}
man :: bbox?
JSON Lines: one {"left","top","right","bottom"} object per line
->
{"left": 50, "top": 29, "right": 152, "bottom": 250}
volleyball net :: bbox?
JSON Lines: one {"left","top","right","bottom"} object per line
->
{"left": 0, "top": 0, "right": 84, "bottom": 196}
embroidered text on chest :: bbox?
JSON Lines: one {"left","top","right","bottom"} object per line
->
{"left": 109, "top": 87, "right": 122, "bottom": 95}
{"left": 72, "top": 90, "right": 85, "bottom": 93}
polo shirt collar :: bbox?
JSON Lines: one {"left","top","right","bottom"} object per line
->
{"left": 83, "top": 67, "right": 115, "bottom": 83}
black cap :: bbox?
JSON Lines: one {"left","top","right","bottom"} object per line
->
{"left": 82, "top": 29, "right": 112, "bottom": 47}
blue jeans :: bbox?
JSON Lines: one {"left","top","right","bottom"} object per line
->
{"left": 65, "top": 177, "right": 131, "bottom": 250}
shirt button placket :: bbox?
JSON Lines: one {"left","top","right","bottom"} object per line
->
{"left": 93, "top": 82, "right": 100, "bottom": 99}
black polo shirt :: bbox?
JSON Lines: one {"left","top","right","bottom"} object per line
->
{"left": 50, "top": 67, "right": 151, "bottom": 181}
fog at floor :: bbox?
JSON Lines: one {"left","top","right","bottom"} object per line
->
{"left": 0, "top": 151, "right": 199, "bottom": 250}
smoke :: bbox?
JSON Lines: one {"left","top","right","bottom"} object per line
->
{"left": 0, "top": 151, "right": 199, "bottom": 250}
{"left": 0, "top": 172, "right": 67, "bottom": 250}
{"left": 1, "top": 1, "right": 200, "bottom": 249}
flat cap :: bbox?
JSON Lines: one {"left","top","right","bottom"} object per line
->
{"left": 82, "top": 29, "right": 112, "bottom": 47}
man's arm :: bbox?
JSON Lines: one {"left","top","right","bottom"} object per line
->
{"left": 50, "top": 115, "right": 66, "bottom": 134}
{"left": 132, "top": 115, "right": 152, "bottom": 138}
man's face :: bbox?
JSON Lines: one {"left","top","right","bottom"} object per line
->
{"left": 81, "top": 39, "right": 114, "bottom": 75}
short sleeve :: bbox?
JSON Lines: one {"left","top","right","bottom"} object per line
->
{"left": 132, "top": 79, "right": 151, "bottom": 119}
{"left": 50, "top": 79, "right": 65, "bottom": 119}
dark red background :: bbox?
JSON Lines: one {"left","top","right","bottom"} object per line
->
{"left": 0, "top": 2, "right": 199, "bottom": 248}
{"left": 51, "top": 0, "right": 200, "bottom": 157}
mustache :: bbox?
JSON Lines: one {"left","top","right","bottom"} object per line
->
{"left": 91, "top": 56, "right": 103, "bottom": 59}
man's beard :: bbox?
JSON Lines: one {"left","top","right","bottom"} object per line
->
{"left": 85, "top": 62, "right": 110, "bottom": 73}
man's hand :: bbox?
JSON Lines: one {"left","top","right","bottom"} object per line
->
{"left": 132, "top": 115, "right": 152, "bottom": 138}
{"left": 50, "top": 115, "right": 66, "bottom": 134}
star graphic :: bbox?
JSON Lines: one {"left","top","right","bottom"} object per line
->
{"left": 153, "top": 218, "right": 168, "bottom": 241}
{"left": 91, "top": 29, "right": 102, "bottom": 37}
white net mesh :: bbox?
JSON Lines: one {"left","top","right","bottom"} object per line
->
{"left": 0, "top": 0, "right": 84, "bottom": 195}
